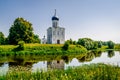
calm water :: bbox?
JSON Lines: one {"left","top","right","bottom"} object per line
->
{"left": 0, "top": 51, "right": 120, "bottom": 76}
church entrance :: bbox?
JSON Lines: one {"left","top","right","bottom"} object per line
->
{"left": 57, "top": 40, "right": 60, "bottom": 44}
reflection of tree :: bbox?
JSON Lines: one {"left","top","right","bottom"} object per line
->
{"left": 10, "top": 54, "right": 34, "bottom": 66}
{"left": 93, "top": 51, "right": 102, "bottom": 57}
{"left": 108, "top": 50, "right": 115, "bottom": 58}
{"left": 0, "top": 63, "right": 3, "bottom": 66}
{"left": 78, "top": 52, "right": 95, "bottom": 62}
{"left": 78, "top": 56, "right": 86, "bottom": 62}
{"left": 12, "top": 54, "right": 24, "bottom": 65}
{"left": 8, "top": 55, "right": 32, "bottom": 73}
{"left": 61, "top": 55, "right": 69, "bottom": 64}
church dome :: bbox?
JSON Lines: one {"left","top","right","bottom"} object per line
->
{"left": 52, "top": 9, "right": 59, "bottom": 21}
{"left": 52, "top": 16, "right": 59, "bottom": 20}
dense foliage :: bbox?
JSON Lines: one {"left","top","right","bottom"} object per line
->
{"left": 0, "top": 32, "right": 5, "bottom": 45}
{"left": 107, "top": 40, "right": 115, "bottom": 49}
{"left": 17, "top": 41, "right": 25, "bottom": 50}
{"left": 97, "top": 41, "right": 102, "bottom": 48}
{"left": 62, "top": 42, "right": 69, "bottom": 50}
{"left": 77, "top": 38, "right": 96, "bottom": 50}
{"left": 76, "top": 38, "right": 116, "bottom": 50}
{"left": 65, "top": 38, "right": 77, "bottom": 45}
{"left": 8, "top": 17, "right": 40, "bottom": 44}
{"left": 0, "top": 64, "right": 119, "bottom": 80}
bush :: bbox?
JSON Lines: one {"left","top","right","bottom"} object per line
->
{"left": 107, "top": 41, "right": 114, "bottom": 49}
{"left": 62, "top": 42, "right": 69, "bottom": 51}
{"left": 17, "top": 41, "right": 25, "bottom": 50}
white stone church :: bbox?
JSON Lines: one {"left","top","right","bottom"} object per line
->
{"left": 42, "top": 10, "right": 65, "bottom": 44}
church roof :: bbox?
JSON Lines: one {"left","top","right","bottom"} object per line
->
{"left": 52, "top": 9, "right": 59, "bottom": 21}
{"left": 52, "top": 16, "right": 59, "bottom": 20}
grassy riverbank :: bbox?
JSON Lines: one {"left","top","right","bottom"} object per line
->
{"left": 0, "top": 44, "right": 87, "bottom": 55}
{"left": 0, "top": 43, "right": 119, "bottom": 56}
{"left": 0, "top": 63, "right": 120, "bottom": 80}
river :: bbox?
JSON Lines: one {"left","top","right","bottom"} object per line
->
{"left": 0, "top": 51, "right": 120, "bottom": 76}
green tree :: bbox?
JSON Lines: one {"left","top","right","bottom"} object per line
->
{"left": 107, "top": 41, "right": 114, "bottom": 49}
{"left": 108, "top": 50, "right": 115, "bottom": 58}
{"left": 69, "top": 38, "right": 73, "bottom": 44}
{"left": 8, "top": 17, "right": 40, "bottom": 44}
{"left": 93, "top": 41, "right": 98, "bottom": 49}
{"left": 62, "top": 42, "right": 69, "bottom": 51}
{"left": 73, "top": 41, "right": 77, "bottom": 45}
{"left": 33, "top": 35, "right": 41, "bottom": 43}
{"left": 18, "top": 41, "right": 25, "bottom": 50}
{"left": 65, "top": 38, "right": 73, "bottom": 45}
{"left": 0, "top": 32, "right": 5, "bottom": 45}
{"left": 98, "top": 41, "right": 102, "bottom": 48}
{"left": 102, "top": 41, "right": 108, "bottom": 46}
{"left": 77, "top": 38, "right": 95, "bottom": 50}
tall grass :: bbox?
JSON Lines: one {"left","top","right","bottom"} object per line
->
{"left": 0, "top": 63, "right": 120, "bottom": 80}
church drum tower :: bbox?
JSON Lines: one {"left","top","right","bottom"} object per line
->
{"left": 47, "top": 10, "right": 65, "bottom": 44}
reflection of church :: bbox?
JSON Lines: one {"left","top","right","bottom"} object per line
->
{"left": 47, "top": 60, "right": 64, "bottom": 70}
{"left": 42, "top": 10, "right": 65, "bottom": 44}
{"left": 0, "top": 59, "right": 65, "bottom": 75}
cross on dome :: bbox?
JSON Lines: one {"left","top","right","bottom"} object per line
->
{"left": 52, "top": 9, "right": 59, "bottom": 21}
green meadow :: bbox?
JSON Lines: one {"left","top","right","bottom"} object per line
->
{"left": 0, "top": 44, "right": 87, "bottom": 55}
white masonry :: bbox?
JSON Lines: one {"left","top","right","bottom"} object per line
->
{"left": 47, "top": 10, "right": 65, "bottom": 44}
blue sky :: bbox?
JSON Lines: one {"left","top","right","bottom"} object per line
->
{"left": 0, "top": 0, "right": 120, "bottom": 43}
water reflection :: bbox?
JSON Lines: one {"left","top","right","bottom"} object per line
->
{"left": 32, "top": 61, "right": 47, "bottom": 72}
{"left": 78, "top": 52, "right": 93, "bottom": 62}
{"left": 32, "top": 60, "right": 64, "bottom": 72}
{"left": 0, "top": 51, "right": 120, "bottom": 75}
{"left": 65, "top": 51, "right": 120, "bottom": 69}
{"left": 61, "top": 55, "right": 69, "bottom": 63}
{"left": 93, "top": 51, "right": 102, "bottom": 57}
{"left": 47, "top": 60, "right": 64, "bottom": 70}
{"left": 77, "top": 51, "right": 102, "bottom": 62}
{"left": 65, "top": 58, "right": 80, "bottom": 70}
{"left": 108, "top": 50, "right": 115, "bottom": 58}
{"left": 0, "top": 63, "right": 9, "bottom": 76}
{"left": 8, "top": 63, "right": 32, "bottom": 72}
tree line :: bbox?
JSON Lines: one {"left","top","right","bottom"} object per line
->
{"left": 65, "top": 38, "right": 115, "bottom": 49}
{"left": 0, "top": 17, "right": 117, "bottom": 49}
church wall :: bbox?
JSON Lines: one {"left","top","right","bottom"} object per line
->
{"left": 51, "top": 27, "right": 65, "bottom": 44}
{"left": 47, "top": 27, "right": 52, "bottom": 44}
{"left": 47, "top": 27, "right": 65, "bottom": 44}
